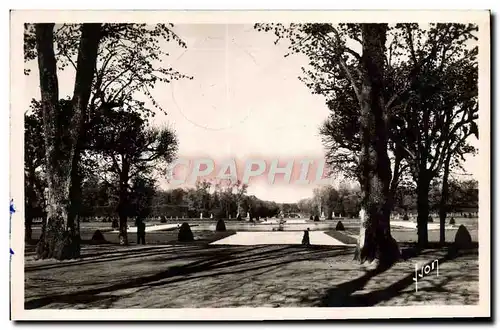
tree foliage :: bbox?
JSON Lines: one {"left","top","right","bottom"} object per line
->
{"left": 25, "top": 23, "right": 191, "bottom": 116}
{"left": 255, "top": 22, "right": 479, "bottom": 248}
{"left": 25, "top": 23, "right": 189, "bottom": 256}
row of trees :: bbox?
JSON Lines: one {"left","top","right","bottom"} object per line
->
{"left": 67, "top": 179, "right": 283, "bottom": 221}
{"left": 257, "top": 23, "right": 478, "bottom": 265}
{"left": 297, "top": 179, "right": 478, "bottom": 219}
{"left": 24, "top": 23, "right": 187, "bottom": 258}
{"left": 158, "top": 180, "right": 283, "bottom": 220}
{"left": 298, "top": 185, "right": 362, "bottom": 218}
{"left": 33, "top": 165, "right": 476, "bottom": 225}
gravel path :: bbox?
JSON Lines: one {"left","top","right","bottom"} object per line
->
{"left": 210, "top": 231, "right": 349, "bottom": 246}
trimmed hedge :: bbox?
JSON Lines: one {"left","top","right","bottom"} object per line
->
{"left": 91, "top": 230, "right": 106, "bottom": 242}
{"left": 335, "top": 221, "right": 345, "bottom": 231}
{"left": 216, "top": 219, "right": 226, "bottom": 232}
{"left": 454, "top": 225, "right": 472, "bottom": 249}
{"left": 178, "top": 222, "right": 194, "bottom": 242}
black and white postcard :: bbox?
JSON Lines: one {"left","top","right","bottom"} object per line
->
{"left": 9, "top": 10, "right": 491, "bottom": 320}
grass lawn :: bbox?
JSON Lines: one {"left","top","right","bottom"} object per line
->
{"left": 324, "top": 217, "right": 478, "bottom": 246}
{"left": 24, "top": 217, "right": 479, "bottom": 309}
{"left": 24, "top": 243, "right": 479, "bottom": 309}
{"left": 324, "top": 230, "right": 358, "bottom": 244}
{"left": 27, "top": 227, "right": 237, "bottom": 248}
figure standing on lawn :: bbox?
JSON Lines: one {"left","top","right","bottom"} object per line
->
{"left": 302, "top": 228, "right": 310, "bottom": 246}
{"left": 136, "top": 217, "right": 146, "bottom": 245}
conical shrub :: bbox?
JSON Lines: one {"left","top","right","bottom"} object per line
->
{"left": 215, "top": 219, "right": 226, "bottom": 232}
{"left": 454, "top": 225, "right": 472, "bottom": 249}
{"left": 335, "top": 221, "right": 345, "bottom": 231}
{"left": 91, "top": 230, "right": 106, "bottom": 242}
{"left": 178, "top": 222, "right": 194, "bottom": 242}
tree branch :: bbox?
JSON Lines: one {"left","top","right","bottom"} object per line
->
{"left": 317, "top": 28, "right": 363, "bottom": 105}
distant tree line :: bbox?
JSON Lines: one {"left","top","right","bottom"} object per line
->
{"left": 151, "top": 181, "right": 282, "bottom": 220}
{"left": 28, "top": 177, "right": 287, "bottom": 222}
{"left": 296, "top": 179, "right": 478, "bottom": 219}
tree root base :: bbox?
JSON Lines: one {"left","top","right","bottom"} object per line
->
{"left": 35, "top": 231, "right": 81, "bottom": 261}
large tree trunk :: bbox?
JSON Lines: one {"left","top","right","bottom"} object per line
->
{"left": 34, "top": 23, "right": 74, "bottom": 259}
{"left": 439, "top": 156, "right": 451, "bottom": 244}
{"left": 25, "top": 205, "right": 33, "bottom": 242}
{"left": 354, "top": 24, "right": 400, "bottom": 268}
{"left": 35, "top": 184, "right": 80, "bottom": 260}
{"left": 35, "top": 23, "right": 102, "bottom": 260}
{"left": 118, "top": 159, "right": 130, "bottom": 245}
{"left": 118, "top": 213, "right": 128, "bottom": 245}
{"left": 67, "top": 23, "right": 102, "bottom": 238}
{"left": 25, "top": 173, "right": 36, "bottom": 242}
{"left": 67, "top": 151, "right": 83, "bottom": 252}
{"left": 416, "top": 173, "right": 431, "bottom": 247}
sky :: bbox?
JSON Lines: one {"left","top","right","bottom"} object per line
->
{"left": 23, "top": 24, "right": 480, "bottom": 203}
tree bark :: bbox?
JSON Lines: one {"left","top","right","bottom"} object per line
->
{"left": 25, "top": 204, "right": 33, "bottom": 242}
{"left": 118, "top": 159, "right": 130, "bottom": 245}
{"left": 354, "top": 24, "right": 400, "bottom": 268}
{"left": 34, "top": 23, "right": 74, "bottom": 259}
{"left": 416, "top": 173, "right": 431, "bottom": 247}
{"left": 67, "top": 150, "right": 83, "bottom": 252}
{"left": 25, "top": 172, "right": 37, "bottom": 242}
{"left": 67, "top": 23, "right": 102, "bottom": 238}
{"left": 35, "top": 23, "right": 102, "bottom": 260}
{"left": 439, "top": 155, "right": 451, "bottom": 244}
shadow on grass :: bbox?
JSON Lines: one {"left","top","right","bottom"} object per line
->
{"left": 25, "top": 231, "right": 239, "bottom": 272}
{"left": 25, "top": 245, "right": 210, "bottom": 272}
{"left": 25, "top": 245, "right": 353, "bottom": 309}
{"left": 25, "top": 236, "right": 478, "bottom": 309}
{"left": 318, "top": 246, "right": 477, "bottom": 307}
{"left": 324, "top": 230, "right": 358, "bottom": 244}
